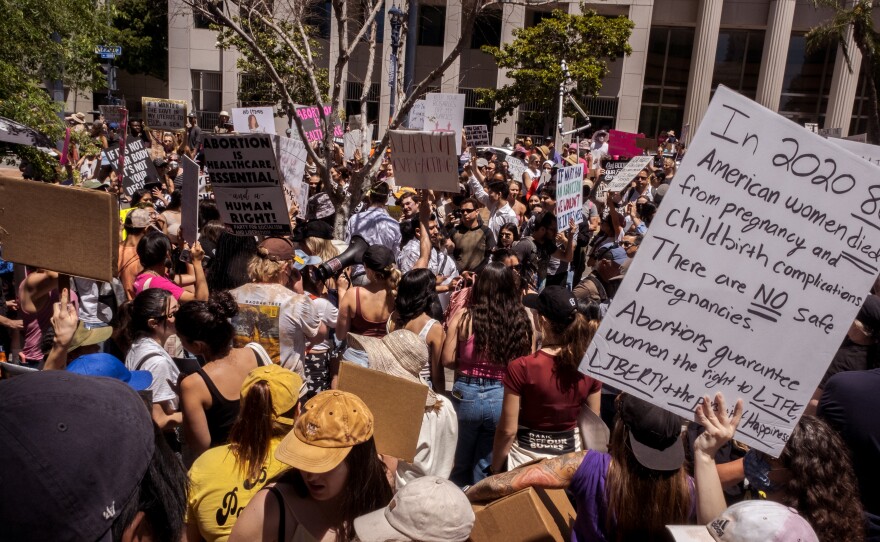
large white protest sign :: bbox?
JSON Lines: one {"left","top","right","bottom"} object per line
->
{"left": 827, "top": 137, "right": 880, "bottom": 167}
{"left": 464, "top": 125, "right": 490, "bottom": 147}
{"left": 389, "top": 130, "right": 459, "bottom": 192}
{"left": 104, "top": 137, "right": 160, "bottom": 197}
{"left": 232, "top": 107, "right": 277, "bottom": 135}
{"left": 274, "top": 135, "right": 309, "bottom": 218}
{"left": 506, "top": 156, "right": 528, "bottom": 185}
{"left": 555, "top": 164, "right": 584, "bottom": 231}
{"left": 407, "top": 100, "right": 426, "bottom": 130}
{"left": 142, "top": 97, "right": 187, "bottom": 131}
{"left": 580, "top": 86, "right": 880, "bottom": 457}
{"left": 203, "top": 134, "right": 281, "bottom": 187}
{"left": 424, "top": 93, "right": 465, "bottom": 154}
{"left": 213, "top": 186, "right": 291, "bottom": 236}
{"left": 606, "top": 156, "right": 653, "bottom": 192}
{"left": 181, "top": 156, "right": 199, "bottom": 246}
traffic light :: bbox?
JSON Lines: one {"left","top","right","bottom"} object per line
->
{"left": 99, "top": 63, "right": 117, "bottom": 91}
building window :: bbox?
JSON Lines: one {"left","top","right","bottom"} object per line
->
{"left": 193, "top": 7, "right": 213, "bottom": 29}
{"left": 345, "top": 81, "right": 380, "bottom": 136}
{"left": 472, "top": 9, "right": 502, "bottom": 49}
{"left": 528, "top": 10, "right": 552, "bottom": 27}
{"left": 304, "top": 1, "right": 331, "bottom": 40}
{"left": 711, "top": 30, "right": 764, "bottom": 99}
{"left": 461, "top": 88, "right": 494, "bottom": 140}
{"left": 850, "top": 60, "right": 870, "bottom": 136}
{"left": 778, "top": 34, "right": 836, "bottom": 126}
{"left": 418, "top": 6, "right": 446, "bottom": 46}
{"left": 639, "top": 27, "right": 694, "bottom": 138}
{"left": 192, "top": 70, "right": 222, "bottom": 118}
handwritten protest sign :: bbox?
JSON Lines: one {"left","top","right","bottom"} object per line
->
{"left": 464, "top": 125, "right": 490, "bottom": 147}
{"left": 204, "top": 134, "right": 290, "bottom": 235}
{"left": 407, "top": 100, "right": 426, "bottom": 130}
{"left": 344, "top": 127, "right": 372, "bottom": 161}
{"left": 232, "top": 107, "right": 276, "bottom": 135}
{"left": 424, "top": 93, "right": 466, "bottom": 154}
{"left": 389, "top": 130, "right": 459, "bottom": 192}
{"left": 274, "top": 135, "right": 309, "bottom": 218}
{"left": 181, "top": 156, "right": 199, "bottom": 246}
{"left": 99, "top": 105, "right": 125, "bottom": 124}
{"left": 555, "top": 164, "right": 584, "bottom": 231}
{"left": 213, "top": 186, "right": 291, "bottom": 236}
{"left": 606, "top": 156, "right": 654, "bottom": 192}
{"left": 608, "top": 129, "right": 646, "bottom": 158}
{"left": 142, "top": 97, "right": 187, "bottom": 131}
{"left": 506, "top": 156, "right": 528, "bottom": 185}
{"left": 580, "top": 86, "right": 880, "bottom": 457}
{"left": 826, "top": 137, "right": 880, "bottom": 167}
{"left": 294, "top": 105, "right": 343, "bottom": 144}
{"left": 104, "top": 137, "right": 160, "bottom": 197}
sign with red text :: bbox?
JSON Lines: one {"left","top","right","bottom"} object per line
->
{"left": 389, "top": 130, "right": 459, "bottom": 192}
{"left": 581, "top": 86, "right": 880, "bottom": 457}
{"left": 294, "top": 105, "right": 343, "bottom": 144}
{"left": 424, "top": 93, "right": 466, "bottom": 154}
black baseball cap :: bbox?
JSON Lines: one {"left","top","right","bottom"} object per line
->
{"left": 0, "top": 371, "right": 155, "bottom": 541}
{"left": 293, "top": 220, "right": 334, "bottom": 241}
{"left": 617, "top": 394, "right": 685, "bottom": 471}
{"left": 362, "top": 245, "right": 395, "bottom": 271}
{"left": 523, "top": 286, "right": 578, "bottom": 324}
{"left": 857, "top": 294, "right": 880, "bottom": 333}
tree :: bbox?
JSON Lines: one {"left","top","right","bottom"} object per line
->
{"left": 807, "top": 0, "right": 880, "bottom": 143}
{"left": 111, "top": 0, "right": 169, "bottom": 80}
{"left": 477, "top": 5, "right": 633, "bottom": 128}
{"left": 189, "top": 0, "right": 553, "bottom": 234}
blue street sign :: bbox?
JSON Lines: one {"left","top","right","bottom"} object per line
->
{"left": 95, "top": 45, "right": 122, "bottom": 57}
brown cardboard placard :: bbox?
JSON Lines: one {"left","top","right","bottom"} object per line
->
{"left": 0, "top": 177, "right": 119, "bottom": 282}
{"left": 337, "top": 362, "right": 428, "bottom": 462}
{"left": 635, "top": 136, "right": 657, "bottom": 151}
{"left": 470, "top": 487, "right": 576, "bottom": 542}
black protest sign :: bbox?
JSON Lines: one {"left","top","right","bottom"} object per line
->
{"left": 104, "top": 136, "right": 160, "bottom": 197}
{"left": 601, "top": 159, "right": 628, "bottom": 183}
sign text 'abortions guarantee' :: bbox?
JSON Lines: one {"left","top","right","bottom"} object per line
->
{"left": 580, "top": 86, "right": 880, "bottom": 456}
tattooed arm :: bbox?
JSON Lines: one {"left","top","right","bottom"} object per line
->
{"left": 466, "top": 451, "right": 587, "bottom": 502}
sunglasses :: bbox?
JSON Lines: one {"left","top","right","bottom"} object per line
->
{"left": 637, "top": 175, "right": 649, "bottom": 180}
{"left": 460, "top": 208, "right": 476, "bottom": 213}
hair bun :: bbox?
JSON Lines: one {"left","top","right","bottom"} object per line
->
{"left": 207, "top": 291, "right": 239, "bottom": 319}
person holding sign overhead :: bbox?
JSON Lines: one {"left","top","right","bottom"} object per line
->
{"left": 465, "top": 151, "right": 518, "bottom": 243}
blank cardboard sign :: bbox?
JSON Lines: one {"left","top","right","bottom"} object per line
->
{"left": 470, "top": 487, "right": 576, "bottom": 542}
{"left": 0, "top": 177, "right": 119, "bottom": 282}
{"left": 337, "top": 362, "right": 428, "bottom": 462}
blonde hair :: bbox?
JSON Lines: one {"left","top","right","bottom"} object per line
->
{"left": 370, "top": 264, "right": 401, "bottom": 298}
{"left": 304, "top": 237, "right": 339, "bottom": 264}
{"left": 247, "top": 248, "right": 286, "bottom": 283}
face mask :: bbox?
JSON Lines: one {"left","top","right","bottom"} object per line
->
{"left": 744, "top": 449, "right": 782, "bottom": 494}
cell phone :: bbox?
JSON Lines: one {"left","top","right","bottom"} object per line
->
{"left": 179, "top": 248, "right": 192, "bottom": 264}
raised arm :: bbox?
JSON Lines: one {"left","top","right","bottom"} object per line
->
{"left": 466, "top": 450, "right": 586, "bottom": 502}
{"left": 414, "top": 191, "right": 434, "bottom": 270}
{"left": 693, "top": 393, "right": 744, "bottom": 524}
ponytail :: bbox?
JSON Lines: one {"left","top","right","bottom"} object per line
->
{"left": 373, "top": 264, "right": 401, "bottom": 298}
{"left": 550, "top": 302, "right": 601, "bottom": 392}
{"left": 229, "top": 380, "right": 276, "bottom": 482}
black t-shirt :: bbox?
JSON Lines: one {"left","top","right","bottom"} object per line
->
{"left": 818, "top": 368, "right": 880, "bottom": 527}
{"left": 819, "top": 337, "right": 873, "bottom": 388}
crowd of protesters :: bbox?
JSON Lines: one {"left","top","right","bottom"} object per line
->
{"left": 0, "top": 117, "right": 877, "bottom": 542}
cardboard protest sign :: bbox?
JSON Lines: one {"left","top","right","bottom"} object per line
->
{"left": 0, "top": 177, "right": 118, "bottom": 282}
{"left": 555, "top": 164, "right": 584, "bottom": 230}
{"left": 294, "top": 105, "right": 343, "bottom": 144}
{"left": 99, "top": 105, "right": 125, "bottom": 124}
{"left": 506, "top": 155, "right": 528, "bottom": 184}
{"left": 204, "top": 133, "right": 290, "bottom": 235}
{"left": 181, "top": 155, "right": 199, "bottom": 246}
{"left": 337, "top": 362, "right": 428, "bottom": 462}
{"left": 388, "top": 130, "right": 459, "bottom": 192}
{"left": 580, "top": 86, "right": 880, "bottom": 457}
{"left": 470, "top": 488, "right": 576, "bottom": 542}
{"left": 407, "top": 99, "right": 426, "bottom": 130}
{"left": 142, "top": 97, "right": 187, "bottom": 131}
{"left": 104, "top": 136, "right": 161, "bottom": 197}
{"left": 827, "top": 137, "right": 880, "bottom": 167}
{"left": 424, "top": 93, "right": 466, "bottom": 154}
{"left": 232, "top": 107, "right": 276, "bottom": 135}
{"left": 606, "top": 155, "right": 654, "bottom": 192}
{"left": 608, "top": 129, "right": 646, "bottom": 158}
{"left": 464, "top": 125, "right": 490, "bottom": 147}
{"left": 273, "top": 135, "right": 309, "bottom": 219}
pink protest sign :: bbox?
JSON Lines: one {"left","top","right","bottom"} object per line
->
{"left": 608, "top": 129, "right": 646, "bottom": 159}
{"left": 294, "top": 105, "right": 343, "bottom": 144}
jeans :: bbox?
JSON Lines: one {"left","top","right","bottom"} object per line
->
{"left": 450, "top": 377, "right": 504, "bottom": 486}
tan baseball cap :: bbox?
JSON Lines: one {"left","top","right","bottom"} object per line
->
{"left": 274, "top": 390, "right": 374, "bottom": 473}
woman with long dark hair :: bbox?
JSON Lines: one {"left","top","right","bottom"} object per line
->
{"left": 467, "top": 393, "right": 694, "bottom": 542}
{"left": 230, "top": 391, "right": 393, "bottom": 542}
{"left": 497, "top": 222, "right": 519, "bottom": 250}
{"left": 441, "top": 262, "right": 534, "bottom": 486}
{"left": 185, "top": 365, "right": 303, "bottom": 541}
{"left": 492, "top": 287, "right": 603, "bottom": 471}
{"left": 388, "top": 268, "right": 445, "bottom": 393}
{"left": 178, "top": 291, "right": 268, "bottom": 462}
{"left": 122, "top": 288, "right": 182, "bottom": 433}
{"left": 133, "top": 231, "right": 208, "bottom": 302}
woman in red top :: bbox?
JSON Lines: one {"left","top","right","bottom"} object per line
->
{"left": 492, "top": 286, "right": 602, "bottom": 472}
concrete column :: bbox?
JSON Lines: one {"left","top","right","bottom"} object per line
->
{"left": 491, "top": 2, "right": 525, "bottom": 146}
{"left": 755, "top": 0, "right": 795, "bottom": 111}
{"left": 441, "top": 0, "right": 463, "bottom": 93}
{"left": 825, "top": 24, "right": 862, "bottom": 134}
{"left": 616, "top": 0, "right": 655, "bottom": 133}
{"left": 682, "top": 0, "right": 723, "bottom": 133}
{"left": 167, "top": 0, "right": 192, "bottom": 103}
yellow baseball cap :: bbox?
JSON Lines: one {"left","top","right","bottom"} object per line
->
{"left": 240, "top": 365, "right": 304, "bottom": 425}
{"left": 274, "top": 390, "right": 374, "bottom": 473}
